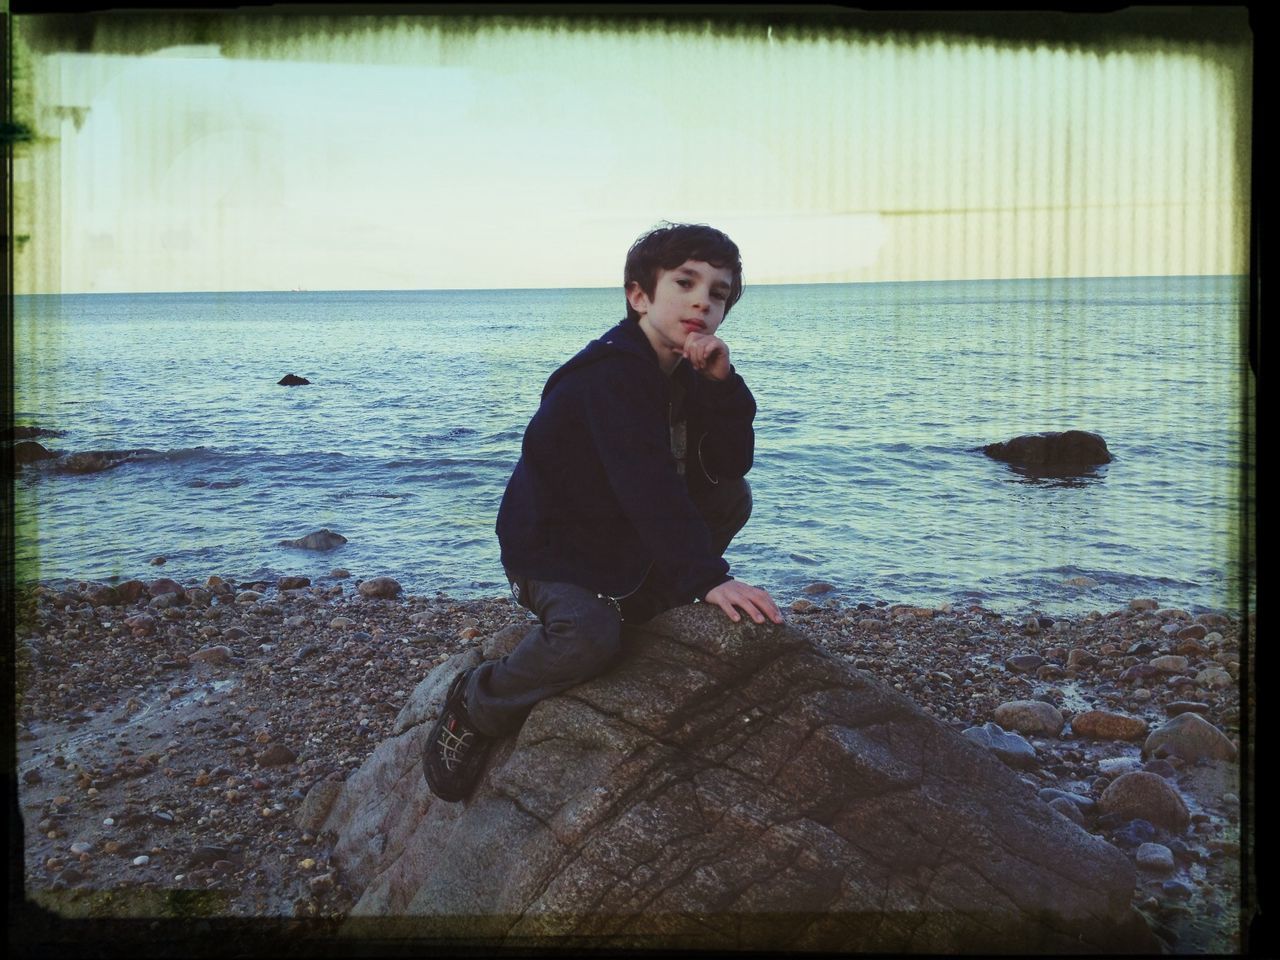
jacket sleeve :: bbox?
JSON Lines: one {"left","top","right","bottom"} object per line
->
{"left": 692, "top": 365, "right": 756, "bottom": 483}
{"left": 581, "top": 359, "right": 732, "bottom": 601}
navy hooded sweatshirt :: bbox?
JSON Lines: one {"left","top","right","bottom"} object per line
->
{"left": 496, "top": 316, "right": 756, "bottom": 602}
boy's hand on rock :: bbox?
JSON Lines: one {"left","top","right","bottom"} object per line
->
{"left": 683, "top": 333, "right": 731, "bottom": 381}
{"left": 704, "top": 581, "right": 784, "bottom": 626}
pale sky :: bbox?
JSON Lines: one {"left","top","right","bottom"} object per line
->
{"left": 13, "top": 17, "right": 1252, "bottom": 294}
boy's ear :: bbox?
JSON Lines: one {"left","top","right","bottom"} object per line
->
{"left": 625, "top": 280, "right": 650, "bottom": 317}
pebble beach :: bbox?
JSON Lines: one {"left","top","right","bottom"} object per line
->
{"left": 14, "top": 568, "right": 1250, "bottom": 953}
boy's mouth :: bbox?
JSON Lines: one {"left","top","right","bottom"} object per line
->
{"left": 681, "top": 320, "right": 706, "bottom": 332}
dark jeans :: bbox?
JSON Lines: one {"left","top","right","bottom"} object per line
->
{"left": 465, "top": 477, "right": 752, "bottom": 737}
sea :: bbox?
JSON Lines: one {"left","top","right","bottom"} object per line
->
{"left": 11, "top": 275, "right": 1254, "bottom": 617}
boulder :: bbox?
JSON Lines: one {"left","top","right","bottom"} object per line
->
{"left": 961, "top": 722, "right": 1039, "bottom": 769}
{"left": 13, "top": 440, "right": 58, "bottom": 464}
{"left": 323, "top": 606, "right": 1151, "bottom": 952}
{"left": 982, "top": 431, "right": 1112, "bottom": 471}
{"left": 1098, "top": 772, "right": 1190, "bottom": 832}
{"left": 278, "top": 373, "right": 311, "bottom": 386}
{"left": 1143, "top": 713, "right": 1237, "bottom": 763}
{"left": 279, "top": 529, "right": 348, "bottom": 551}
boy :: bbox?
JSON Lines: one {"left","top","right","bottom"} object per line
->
{"left": 423, "top": 222, "right": 783, "bottom": 802}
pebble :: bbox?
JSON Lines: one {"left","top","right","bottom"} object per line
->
{"left": 1004, "top": 654, "right": 1044, "bottom": 674}
{"left": 856, "top": 618, "right": 885, "bottom": 633}
{"left": 331, "top": 568, "right": 351, "bottom": 578}
{"left": 278, "top": 576, "right": 311, "bottom": 591}
{"left": 1150, "top": 655, "right": 1189, "bottom": 673}
{"left": 961, "top": 722, "right": 1037, "bottom": 768}
{"left": 257, "top": 744, "right": 297, "bottom": 767}
{"left": 330, "top": 617, "right": 355, "bottom": 629}
{"left": 133, "top": 855, "right": 150, "bottom": 866}
{"left": 1194, "top": 667, "right": 1233, "bottom": 689}
{"left": 357, "top": 577, "right": 403, "bottom": 599}
{"left": 1048, "top": 796, "right": 1084, "bottom": 824}
{"left": 70, "top": 841, "right": 92, "bottom": 855}
{"left": 1129, "top": 598, "right": 1159, "bottom": 611}
{"left": 993, "top": 699, "right": 1064, "bottom": 737}
{"left": 1136, "top": 843, "right": 1175, "bottom": 872}
{"left": 1070, "top": 710, "right": 1148, "bottom": 741}
{"left": 189, "top": 645, "right": 233, "bottom": 665}
{"left": 1109, "top": 818, "right": 1158, "bottom": 848}
{"left": 790, "top": 599, "right": 815, "bottom": 614}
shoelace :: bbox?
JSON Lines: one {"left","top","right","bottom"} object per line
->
{"left": 438, "top": 716, "right": 473, "bottom": 771}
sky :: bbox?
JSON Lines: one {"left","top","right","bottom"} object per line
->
{"left": 12, "top": 15, "right": 1253, "bottom": 294}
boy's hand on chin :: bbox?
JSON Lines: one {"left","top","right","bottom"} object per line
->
{"left": 704, "top": 580, "right": 784, "bottom": 626}
{"left": 683, "top": 333, "right": 731, "bottom": 381}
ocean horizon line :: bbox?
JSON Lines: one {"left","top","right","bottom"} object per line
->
{"left": 14, "top": 272, "right": 1245, "bottom": 299}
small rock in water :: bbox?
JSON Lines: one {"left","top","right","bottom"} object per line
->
{"left": 278, "top": 576, "right": 311, "bottom": 591}
{"left": 1136, "top": 842, "right": 1175, "bottom": 872}
{"left": 1129, "top": 598, "right": 1159, "bottom": 612}
{"left": 280, "top": 529, "right": 347, "bottom": 551}
{"left": 277, "top": 373, "right": 311, "bottom": 386}
{"left": 150, "top": 556, "right": 166, "bottom": 566}
{"left": 357, "top": 576, "right": 402, "bottom": 599}
{"left": 791, "top": 599, "right": 815, "bottom": 614}
{"left": 1062, "top": 576, "right": 1098, "bottom": 588}
{"left": 802, "top": 581, "right": 835, "bottom": 595}
{"left": 331, "top": 568, "right": 351, "bottom": 579}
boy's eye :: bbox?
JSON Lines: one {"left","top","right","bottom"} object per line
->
{"left": 676, "top": 279, "right": 691, "bottom": 287}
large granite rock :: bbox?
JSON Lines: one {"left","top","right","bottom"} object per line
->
{"left": 982, "top": 431, "right": 1112, "bottom": 478}
{"left": 323, "top": 606, "right": 1153, "bottom": 952}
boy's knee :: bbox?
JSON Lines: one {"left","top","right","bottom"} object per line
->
{"left": 540, "top": 591, "right": 622, "bottom": 672}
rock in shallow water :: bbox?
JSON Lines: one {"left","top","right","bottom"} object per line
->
{"left": 280, "top": 529, "right": 348, "bottom": 551}
{"left": 357, "top": 576, "right": 402, "bottom": 599}
{"left": 325, "top": 606, "right": 1151, "bottom": 951}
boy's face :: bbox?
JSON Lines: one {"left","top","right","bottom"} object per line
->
{"left": 627, "top": 260, "right": 735, "bottom": 370}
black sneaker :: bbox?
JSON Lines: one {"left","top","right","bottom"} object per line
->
{"left": 422, "top": 669, "right": 494, "bottom": 802}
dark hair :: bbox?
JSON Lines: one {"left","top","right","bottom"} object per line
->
{"left": 623, "top": 222, "right": 744, "bottom": 323}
